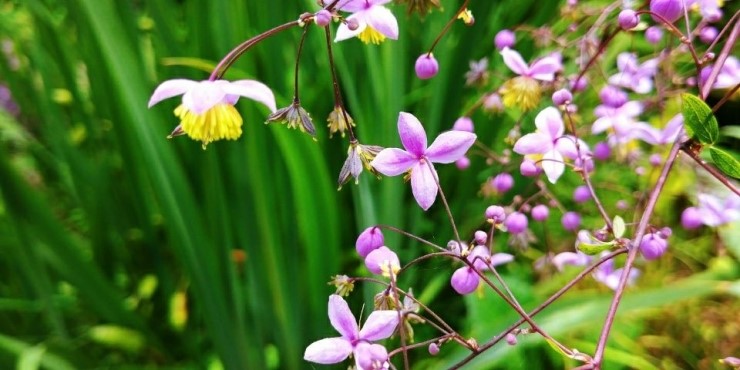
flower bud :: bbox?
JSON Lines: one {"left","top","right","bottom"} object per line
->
{"left": 561, "top": 212, "right": 581, "bottom": 231}
{"left": 315, "top": 10, "right": 332, "bottom": 27}
{"left": 455, "top": 156, "right": 471, "bottom": 170}
{"left": 365, "top": 246, "right": 400, "bottom": 276}
{"left": 573, "top": 185, "right": 591, "bottom": 203}
{"left": 451, "top": 267, "right": 479, "bottom": 295}
{"left": 453, "top": 116, "right": 474, "bottom": 132}
{"left": 356, "top": 226, "right": 384, "bottom": 258}
{"left": 520, "top": 159, "right": 540, "bottom": 177}
{"left": 505, "top": 212, "right": 528, "bottom": 234}
{"left": 485, "top": 205, "right": 506, "bottom": 223}
{"left": 494, "top": 29, "right": 516, "bottom": 50}
{"left": 699, "top": 26, "right": 718, "bottom": 44}
{"left": 649, "top": 153, "right": 662, "bottom": 166}
{"left": 552, "top": 88, "right": 573, "bottom": 106}
{"left": 570, "top": 76, "right": 588, "bottom": 92}
{"left": 531, "top": 204, "right": 549, "bottom": 221}
{"left": 616, "top": 200, "right": 628, "bottom": 210}
{"left": 491, "top": 173, "right": 514, "bottom": 193}
{"left": 474, "top": 230, "right": 487, "bottom": 245}
{"left": 650, "top": 0, "right": 683, "bottom": 23}
{"left": 645, "top": 26, "right": 663, "bottom": 44}
{"left": 415, "top": 53, "right": 439, "bottom": 80}
{"left": 593, "top": 141, "right": 611, "bottom": 160}
{"left": 618, "top": 9, "right": 639, "bottom": 30}
{"left": 428, "top": 343, "right": 440, "bottom": 356}
{"left": 658, "top": 226, "right": 672, "bottom": 239}
{"left": 346, "top": 18, "right": 360, "bottom": 31}
{"left": 681, "top": 207, "right": 703, "bottom": 229}
{"left": 599, "top": 85, "right": 627, "bottom": 108}
{"left": 639, "top": 233, "right": 668, "bottom": 260}
{"left": 505, "top": 333, "right": 518, "bottom": 345}
{"left": 483, "top": 93, "right": 504, "bottom": 113}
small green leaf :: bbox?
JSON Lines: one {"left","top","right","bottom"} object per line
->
{"left": 576, "top": 239, "right": 616, "bottom": 256}
{"left": 709, "top": 147, "right": 740, "bottom": 179}
{"left": 613, "top": 215, "right": 626, "bottom": 238}
{"left": 681, "top": 93, "right": 719, "bottom": 145}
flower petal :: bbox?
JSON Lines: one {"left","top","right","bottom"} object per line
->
{"left": 354, "top": 342, "right": 389, "bottom": 370}
{"left": 304, "top": 337, "right": 353, "bottom": 365}
{"left": 490, "top": 253, "right": 515, "bottom": 266}
{"left": 542, "top": 150, "right": 565, "bottom": 183}
{"left": 371, "top": 148, "right": 417, "bottom": 176}
{"left": 335, "top": 14, "right": 366, "bottom": 42}
{"left": 501, "top": 47, "right": 529, "bottom": 75}
{"left": 328, "top": 294, "right": 359, "bottom": 341}
{"left": 425, "top": 131, "right": 477, "bottom": 163}
{"left": 223, "top": 80, "right": 277, "bottom": 113}
{"left": 359, "top": 310, "right": 399, "bottom": 341}
{"left": 182, "top": 81, "right": 228, "bottom": 114}
{"left": 591, "top": 116, "right": 614, "bottom": 134}
{"left": 410, "top": 162, "right": 438, "bottom": 211}
{"left": 534, "top": 106, "right": 564, "bottom": 139}
{"left": 397, "top": 112, "right": 427, "bottom": 157}
{"left": 148, "top": 79, "right": 197, "bottom": 108}
{"left": 513, "top": 133, "right": 552, "bottom": 155}
{"left": 528, "top": 56, "right": 561, "bottom": 81}
{"left": 366, "top": 6, "right": 399, "bottom": 40}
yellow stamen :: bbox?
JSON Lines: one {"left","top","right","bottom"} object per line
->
{"left": 457, "top": 9, "right": 474, "bottom": 25}
{"left": 174, "top": 104, "right": 243, "bottom": 149}
{"left": 500, "top": 76, "right": 542, "bottom": 111}
{"left": 358, "top": 27, "right": 386, "bottom": 44}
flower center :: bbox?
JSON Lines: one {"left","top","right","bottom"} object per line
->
{"left": 500, "top": 76, "right": 541, "bottom": 111}
{"left": 174, "top": 103, "right": 243, "bottom": 149}
{"left": 358, "top": 27, "right": 386, "bottom": 44}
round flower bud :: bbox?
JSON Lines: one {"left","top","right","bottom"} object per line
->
{"left": 616, "top": 200, "right": 628, "bottom": 210}
{"left": 346, "top": 18, "right": 360, "bottom": 31}
{"left": 658, "top": 226, "right": 672, "bottom": 238}
{"left": 699, "top": 26, "right": 718, "bottom": 44}
{"left": 639, "top": 233, "right": 668, "bottom": 260}
{"left": 364, "top": 246, "right": 400, "bottom": 275}
{"left": 649, "top": 154, "right": 662, "bottom": 166}
{"left": 681, "top": 207, "right": 703, "bottom": 229}
{"left": 356, "top": 226, "right": 384, "bottom": 258}
{"left": 552, "top": 89, "right": 573, "bottom": 105}
{"left": 415, "top": 53, "right": 439, "bottom": 80}
{"left": 483, "top": 93, "right": 504, "bottom": 113}
{"left": 505, "top": 333, "right": 518, "bottom": 345}
{"left": 474, "top": 230, "right": 488, "bottom": 245}
{"left": 491, "top": 173, "right": 514, "bottom": 193}
{"left": 520, "top": 159, "right": 540, "bottom": 177}
{"left": 455, "top": 156, "right": 471, "bottom": 170}
{"left": 505, "top": 212, "right": 528, "bottom": 234}
{"left": 494, "top": 29, "right": 516, "bottom": 50}
{"left": 599, "top": 85, "right": 627, "bottom": 108}
{"left": 428, "top": 343, "right": 440, "bottom": 356}
{"left": 315, "top": 9, "right": 332, "bottom": 27}
{"left": 650, "top": 0, "right": 683, "bottom": 23}
{"left": 485, "top": 205, "right": 506, "bottom": 223}
{"left": 453, "top": 116, "right": 474, "bottom": 132}
{"left": 618, "top": 9, "right": 639, "bottom": 30}
{"left": 531, "top": 204, "right": 549, "bottom": 221}
{"left": 645, "top": 26, "right": 663, "bottom": 44}
{"left": 593, "top": 142, "right": 611, "bottom": 160}
{"left": 570, "top": 76, "right": 588, "bottom": 92}
{"left": 573, "top": 185, "right": 591, "bottom": 203}
{"left": 561, "top": 212, "right": 581, "bottom": 231}
{"left": 451, "top": 267, "right": 479, "bottom": 295}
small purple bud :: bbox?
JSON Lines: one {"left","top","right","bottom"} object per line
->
{"left": 531, "top": 204, "right": 549, "bottom": 221}
{"left": 315, "top": 10, "right": 332, "bottom": 27}
{"left": 618, "top": 9, "right": 639, "bottom": 30}
{"left": 616, "top": 200, "right": 628, "bottom": 210}
{"left": 658, "top": 226, "right": 672, "bottom": 239}
{"left": 474, "top": 230, "right": 487, "bottom": 245}
{"left": 520, "top": 159, "right": 540, "bottom": 177}
{"left": 593, "top": 142, "right": 611, "bottom": 160}
{"left": 552, "top": 88, "right": 573, "bottom": 105}
{"left": 428, "top": 343, "right": 440, "bottom": 356}
{"left": 570, "top": 76, "right": 588, "bottom": 92}
{"left": 483, "top": 93, "right": 504, "bottom": 113}
{"left": 649, "top": 154, "right": 662, "bottom": 166}
{"left": 365, "top": 246, "right": 400, "bottom": 275}
{"left": 485, "top": 205, "right": 506, "bottom": 223}
{"left": 494, "top": 29, "right": 516, "bottom": 50}
{"left": 491, "top": 173, "right": 514, "bottom": 193}
{"left": 451, "top": 267, "right": 479, "bottom": 295}
{"left": 599, "top": 85, "right": 627, "bottom": 108}
{"left": 635, "top": 166, "right": 646, "bottom": 176}
{"left": 650, "top": 0, "right": 684, "bottom": 23}
{"left": 455, "top": 156, "right": 471, "bottom": 170}
{"left": 640, "top": 233, "right": 668, "bottom": 260}
{"left": 453, "top": 116, "right": 474, "bottom": 132}
{"left": 699, "top": 26, "right": 718, "bottom": 44}
{"left": 356, "top": 226, "right": 384, "bottom": 258}
{"left": 561, "top": 212, "right": 581, "bottom": 231}
{"left": 346, "top": 18, "right": 359, "bottom": 31}
{"left": 573, "top": 185, "right": 591, "bottom": 203}
{"left": 505, "top": 333, "right": 518, "bottom": 345}
{"left": 505, "top": 212, "right": 528, "bottom": 234}
{"left": 645, "top": 26, "right": 663, "bottom": 44}
{"left": 415, "top": 53, "right": 439, "bottom": 80}
{"left": 681, "top": 207, "right": 703, "bottom": 229}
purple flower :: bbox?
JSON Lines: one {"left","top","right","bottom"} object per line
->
{"left": 485, "top": 205, "right": 506, "bottom": 223}
{"left": 335, "top": 0, "right": 399, "bottom": 44}
{"left": 315, "top": 9, "right": 333, "bottom": 26}
{"left": 365, "top": 246, "right": 400, "bottom": 276}
{"left": 693, "top": 193, "right": 740, "bottom": 227}
{"left": 592, "top": 99, "right": 646, "bottom": 144}
{"left": 608, "top": 53, "right": 659, "bottom": 94}
{"left": 552, "top": 89, "right": 573, "bottom": 106}
{"left": 573, "top": 185, "right": 591, "bottom": 203}
{"left": 593, "top": 141, "right": 611, "bottom": 160}
{"left": 551, "top": 250, "right": 591, "bottom": 271}
{"left": 494, "top": 29, "right": 516, "bottom": 50}
{"left": 304, "top": 295, "right": 399, "bottom": 369}
{"left": 688, "top": 0, "right": 722, "bottom": 22}
{"left": 561, "top": 212, "right": 581, "bottom": 231}
{"left": 415, "top": 53, "right": 439, "bottom": 79}
{"left": 698, "top": 56, "right": 740, "bottom": 90}
{"left": 531, "top": 204, "right": 549, "bottom": 221}
{"left": 514, "top": 107, "right": 588, "bottom": 183}
{"left": 699, "top": 26, "right": 718, "bottom": 44}
{"left": 681, "top": 207, "right": 703, "bottom": 229}
{"left": 519, "top": 159, "right": 541, "bottom": 177}
{"left": 632, "top": 113, "right": 684, "bottom": 145}
{"left": 618, "top": 9, "right": 639, "bottom": 30}
{"left": 640, "top": 232, "right": 668, "bottom": 260}
{"left": 371, "top": 112, "right": 476, "bottom": 210}
{"left": 356, "top": 226, "right": 384, "bottom": 258}
{"left": 505, "top": 212, "right": 529, "bottom": 234}
{"left": 650, "top": 0, "right": 684, "bottom": 23}
{"left": 491, "top": 173, "right": 514, "bottom": 193}
{"left": 501, "top": 47, "right": 561, "bottom": 82}
{"left": 451, "top": 245, "right": 514, "bottom": 295}
{"left": 645, "top": 26, "right": 664, "bottom": 44}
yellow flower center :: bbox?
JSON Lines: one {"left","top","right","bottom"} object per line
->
{"left": 174, "top": 103, "right": 243, "bottom": 149}
{"left": 501, "top": 76, "right": 542, "bottom": 111}
{"left": 358, "top": 27, "right": 386, "bottom": 44}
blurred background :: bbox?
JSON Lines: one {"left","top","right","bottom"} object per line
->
{"left": 0, "top": 0, "right": 738, "bottom": 369}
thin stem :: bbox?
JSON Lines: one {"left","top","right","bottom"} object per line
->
{"left": 293, "top": 27, "right": 309, "bottom": 101}
{"left": 376, "top": 224, "right": 447, "bottom": 252}
{"left": 388, "top": 272, "right": 410, "bottom": 370}
{"left": 680, "top": 144, "right": 740, "bottom": 196}
{"left": 700, "top": 17, "right": 739, "bottom": 100}
{"left": 323, "top": 25, "right": 357, "bottom": 141}
{"left": 425, "top": 161, "right": 462, "bottom": 244}
{"left": 711, "top": 83, "right": 740, "bottom": 114}
{"left": 426, "top": 0, "right": 470, "bottom": 53}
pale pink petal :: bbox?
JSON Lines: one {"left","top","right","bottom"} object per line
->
{"left": 397, "top": 112, "right": 427, "bottom": 157}
{"left": 304, "top": 337, "right": 353, "bottom": 364}
{"left": 631, "top": 123, "right": 662, "bottom": 145}
{"left": 542, "top": 150, "right": 565, "bottom": 183}
{"left": 513, "top": 133, "right": 552, "bottom": 155}
{"left": 617, "top": 53, "right": 638, "bottom": 73}
{"left": 224, "top": 80, "right": 277, "bottom": 112}
{"left": 336, "top": 0, "right": 366, "bottom": 12}
{"left": 182, "top": 81, "right": 227, "bottom": 114}
{"left": 620, "top": 101, "right": 643, "bottom": 117}
{"left": 328, "top": 295, "right": 359, "bottom": 341}
{"left": 354, "top": 342, "right": 389, "bottom": 370}
{"left": 534, "top": 106, "right": 564, "bottom": 139}
{"left": 366, "top": 6, "right": 398, "bottom": 40}
{"left": 358, "top": 310, "right": 399, "bottom": 341}
{"left": 554, "top": 136, "right": 579, "bottom": 159}
{"left": 490, "top": 253, "right": 515, "bottom": 266}
{"left": 335, "top": 14, "right": 366, "bottom": 41}
{"left": 500, "top": 47, "right": 529, "bottom": 75}
{"left": 410, "top": 162, "right": 438, "bottom": 211}
{"left": 552, "top": 251, "right": 590, "bottom": 271}
{"left": 591, "top": 116, "right": 614, "bottom": 134}
{"left": 467, "top": 245, "right": 491, "bottom": 271}
{"left": 632, "top": 77, "right": 654, "bottom": 94}
{"left": 148, "top": 79, "right": 197, "bottom": 107}
{"left": 528, "top": 57, "right": 561, "bottom": 81}
{"left": 426, "top": 131, "right": 477, "bottom": 163}
{"left": 371, "top": 148, "right": 417, "bottom": 176}
{"left": 607, "top": 72, "right": 630, "bottom": 88}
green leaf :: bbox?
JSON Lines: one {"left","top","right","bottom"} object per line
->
{"left": 613, "top": 215, "right": 626, "bottom": 238}
{"left": 709, "top": 147, "right": 740, "bottom": 179}
{"left": 681, "top": 93, "right": 719, "bottom": 145}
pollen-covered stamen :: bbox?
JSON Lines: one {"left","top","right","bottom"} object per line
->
{"left": 358, "top": 27, "right": 386, "bottom": 44}
{"left": 174, "top": 103, "right": 243, "bottom": 149}
{"left": 500, "top": 76, "right": 542, "bottom": 111}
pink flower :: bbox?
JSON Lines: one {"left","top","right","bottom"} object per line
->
{"left": 371, "top": 112, "right": 476, "bottom": 210}
{"left": 632, "top": 114, "right": 684, "bottom": 145}
{"left": 304, "top": 295, "right": 399, "bottom": 369}
{"left": 335, "top": 0, "right": 399, "bottom": 44}
{"left": 501, "top": 47, "right": 561, "bottom": 81}
{"left": 608, "top": 53, "right": 659, "bottom": 94}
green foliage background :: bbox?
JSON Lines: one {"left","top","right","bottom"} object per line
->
{"left": 0, "top": 1, "right": 738, "bottom": 369}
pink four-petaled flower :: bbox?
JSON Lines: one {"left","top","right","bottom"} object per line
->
{"left": 335, "top": 0, "right": 399, "bottom": 44}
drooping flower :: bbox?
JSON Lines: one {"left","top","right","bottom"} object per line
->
{"left": 365, "top": 246, "right": 401, "bottom": 277}
{"left": 608, "top": 53, "right": 659, "bottom": 94}
{"left": 499, "top": 48, "right": 562, "bottom": 111}
{"left": 415, "top": 53, "right": 439, "bottom": 79}
{"left": 338, "top": 141, "right": 384, "bottom": 189}
{"left": 304, "top": 295, "right": 399, "bottom": 369}
{"left": 148, "top": 79, "right": 277, "bottom": 148}
{"left": 371, "top": 112, "right": 476, "bottom": 210}
{"left": 335, "top": 0, "right": 399, "bottom": 44}
{"left": 356, "top": 226, "right": 384, "bottom": 258}
{"left": 267, "top": 99, "right": 316, "bottom": 137}
{"left": 327, "top": 105, "right": 356, "bottom": 138}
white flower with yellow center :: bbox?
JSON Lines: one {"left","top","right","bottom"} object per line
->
{"left": 148, "top": 79, "right": 276, "bottom": 148}
{"left": 335, "top": 0, "right": 399, "bottom": 45}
